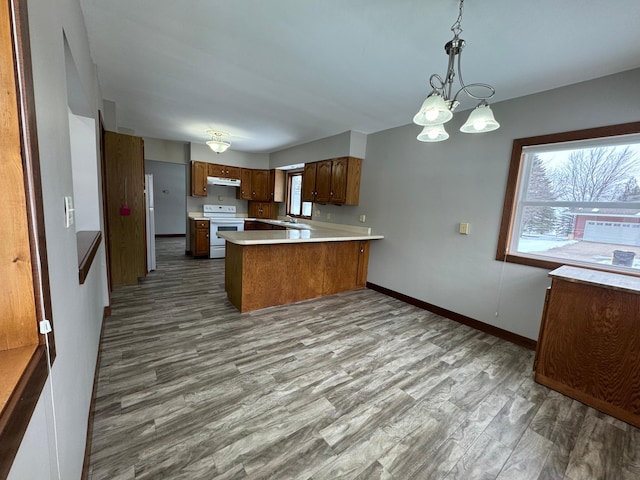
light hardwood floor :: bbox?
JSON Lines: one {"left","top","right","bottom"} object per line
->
{"left": 87, "top": 238, "right": 640, "bottom": 480}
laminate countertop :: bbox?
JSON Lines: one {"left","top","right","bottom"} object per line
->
{"left": 549, "top": 265, "right": 640, "bottom": 295}
{"left": 218, "top": 220, "right": 384, "bottom": 245}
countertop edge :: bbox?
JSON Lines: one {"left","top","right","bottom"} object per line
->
{"left": 549, "top": 265, "right": 640, "bottom": 295}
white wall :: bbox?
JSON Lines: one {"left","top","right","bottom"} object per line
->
{"left": 360, "top": 68, "right": 640, "bottom": 341}
{"left": 69, "top": 111, "right": 100, "bottom": 230}
{"left": 145, "top": 160, "right": 187, "bottom": 235}
{"left": 8, "top": 0, "right": 109, "bottom": 478}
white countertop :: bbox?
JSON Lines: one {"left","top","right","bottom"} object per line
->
{"left": 549, "top": 265, "right": 640, "bottom": 295}
{"left": 218, "top": 228, "right": 383, "bottom": 245}
{"left": 221, "top": 218, "right": 383, "bottom": 245}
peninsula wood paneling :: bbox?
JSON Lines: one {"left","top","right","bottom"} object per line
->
{"left": 225, "top": 240, "right": 370, "bottom": 312}
{"left": 104, "top": 132, "right": 146, "bottom": 286}
{"left": 535, "top": 276, "right": 640, "bottom": 428}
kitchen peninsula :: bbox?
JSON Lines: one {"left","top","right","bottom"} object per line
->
{"left": 218, "top": 221, "right": 383, "bottom": 312}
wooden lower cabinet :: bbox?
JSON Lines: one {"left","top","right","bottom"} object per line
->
{"left": 244, "top": 220, "right": 285, "bottom": 231}
{"left": 189, "top": 219, "right": 210, "bottom": 257}
{"left": 225, "top": 240, "right": 370, "bottom": 312}
{"left": 248, "top": 201, "right": 277, "bottom": 219}
{"left": 534, "top": 266, "right": 640, "bottom": 428}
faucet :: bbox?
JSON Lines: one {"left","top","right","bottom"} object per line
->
{"left": 286, "top": 215, "right": 298, "bottom": 223}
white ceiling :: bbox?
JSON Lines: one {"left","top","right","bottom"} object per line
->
{"left": 79, "top": 0, "right": 640, "bottom": 153}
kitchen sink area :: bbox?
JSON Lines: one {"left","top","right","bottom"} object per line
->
{"left": 263, "top": 219, "right": 314, "bottom": 230}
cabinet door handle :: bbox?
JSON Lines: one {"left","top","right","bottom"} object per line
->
{"left": 206, "top": 234, "right": 209, "bottom": 238}
{"left": 203, "top": 186, "right": 207, "bottom": 191}
{"left": 360, "top": 247, "right": 364, "bottom": 253}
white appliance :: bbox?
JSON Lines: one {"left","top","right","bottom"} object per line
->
{"left": 207, "top": 176, "right": 241, "bottom": 187}
{"left": 202, "top": 204, "right": 244, "bottom": 258}
{"left": 145, "top": 174, "right": 156, "bottom": 271}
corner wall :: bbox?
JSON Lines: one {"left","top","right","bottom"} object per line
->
{"left": 360, "top": 68, "right": 640, "bottom": 340}
{"left": 8, "top": 0, "right": 109, "bottom": 478}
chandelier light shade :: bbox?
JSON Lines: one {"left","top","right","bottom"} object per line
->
{"left": 206, "top": 130, "right": 231, "bottom": 153}
{"left": 459, "top": 102, "right": 500, "bottom": 133}
{"left": 414, "top": 0, "right": 499, "bottom": 142}
{"left": 417, "top": 124, "right": 450, "bottom": 142}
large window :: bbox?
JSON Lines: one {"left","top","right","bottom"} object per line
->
{"left": 497, "top": 122, "right": 640, "bottom": 274}
{"left": 287, "top": 171, "right": 312, "bottom": 218}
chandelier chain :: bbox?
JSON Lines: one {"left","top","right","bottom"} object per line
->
{"left": 450, "top": 0, "right": 464, "bottom": 37}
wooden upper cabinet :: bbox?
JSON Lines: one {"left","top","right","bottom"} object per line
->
{"left": 209, "top": 163, "right": 240, "bottom": 180}
{"left": 191, "top": 161, "right": 208, "bottom": 196}
{"left": 302, "top": 157, "right": 362, "bottom": 205}
{"left": 251, "top": 169, "right": 271, "bottom": 201}
{"left": 314, "top": 160, "right": 333, "bottom": 204}
{"left": 270, "top": 168, "right": 285, "bottom": 203}
{"left": 238, "top": 168, "right": 252, "bottom": 200}
{"left": 330, "top": 157, "right": 349, "bottom": 204}
{"left": 302, "top": 163, "right": 317, "bottom": 202}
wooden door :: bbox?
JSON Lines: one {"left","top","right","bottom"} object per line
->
{"left": 270, "top": 168, "right": 285, "bottom": 202}
{"left": 105, "top": 132, "right": 146, "bottom": 286}
{"left": 191, "top": 161, "right": 207, "bottom": 196}
{"left": 226, "top": 165, "right": 241, "bottom": 180}
{"left": 195, "top": 227, "right": 210, "bottom": 256}
{"left": 302, "top": 163, "right": 317, "bottom": 202}
{"left": 251, "top": 169, "right": 270, "bottom": 201}
{"left": 314, "top": 160, "right": 332, "bottom": 203}
{"left": 356, "top": 241, "right": 370, "bottom": 287}
{"left": 208, "top": 163, "right": 224, "bottom": 177}
{"left": 330, "top": 157, "right": 348, "bottom": 204}
{"left": 238, "top": 168, "right": 252, "bottom": 200}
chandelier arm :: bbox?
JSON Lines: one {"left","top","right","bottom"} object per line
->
{"left": 428, "top": 73, "right": 446, "bottom": 93}
{"left": 450, "top": 49, "right": 495, "bottom": 104}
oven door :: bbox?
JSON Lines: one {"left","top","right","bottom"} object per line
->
{"left": 209, "top": 221, "right": 244, "bottom": 258}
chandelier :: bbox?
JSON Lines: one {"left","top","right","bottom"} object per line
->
{"left": 413, "top": 0, "right": 499, "bottom": 142}
{"left": 206, "top": 130, "right": 231, "bottom": 153}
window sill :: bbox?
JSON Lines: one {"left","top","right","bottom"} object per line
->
{"left": 501, "top": 252, "right": 640, "bottom": 278}
{"left": 77, "top": 231, "right": 102, "bottom": 284}
{"left": 0, "top": 345, "right": 48, "bottom": 478}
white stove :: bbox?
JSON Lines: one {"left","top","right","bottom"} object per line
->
{"left": 202, "top": 205, "right": 244, "bottom": 258}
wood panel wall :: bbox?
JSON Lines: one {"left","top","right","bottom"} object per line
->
{"left": 104, "top": 132, "right": 146, "bottom": 286}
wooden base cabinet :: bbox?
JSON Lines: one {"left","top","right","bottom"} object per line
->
{"left": 189, "top": 219, "right": 210, "bottom": 257}
{"left": 534, "top": 266, "right": 640, "bottom": 428}
{"left": 225, "top": 240, "right": 371, "bottom": 312}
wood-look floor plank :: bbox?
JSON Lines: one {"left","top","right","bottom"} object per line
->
{"left": 87, "top": 238, "right": 640, "bottom": 480}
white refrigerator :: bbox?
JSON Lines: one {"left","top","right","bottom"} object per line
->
{"left": 145, "top": 174, "right": 156, "bottom": 271}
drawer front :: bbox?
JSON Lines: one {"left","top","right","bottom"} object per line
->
{"left": 195, "top": 220, "right": 209, "bottom": 229}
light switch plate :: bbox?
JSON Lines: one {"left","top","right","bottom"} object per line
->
{"left": 64, "top": 196, "right": 74, "bottom": 228}
{"left": 459, "top": 222, "right": 469, "bottom": 235}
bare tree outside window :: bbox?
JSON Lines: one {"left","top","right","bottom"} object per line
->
{"left": 498, "top": 124, "right": 640, "bottom": 273}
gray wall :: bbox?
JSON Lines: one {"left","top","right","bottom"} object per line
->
{"left": 9, "top": 0, "right": 109, "bottom": 478}
{"left": 145, "top": 160, "right": 187, "bottom": 235}
{"left": 360, "top": 68, "right": 640, "bottom": 341}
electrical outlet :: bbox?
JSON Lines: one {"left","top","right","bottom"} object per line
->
{"left": 359, "top": 214, "right": 366, "bottom": 223}
{"left": 326, "top": 213, "right": 331, "bottom": 220}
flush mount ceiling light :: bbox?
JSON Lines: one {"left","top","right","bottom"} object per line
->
{"left": 206, "top": 130, "right": 231, "bottom": 154}
{"left": 413, "top": 0, "right": 499, "bottom": 142}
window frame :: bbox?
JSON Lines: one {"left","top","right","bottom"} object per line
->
{"left": 0, "top": 0, "right": 55, "bottom": 476}
{"left": 496, "top": 121, "right": 640, "bottom": 276}
{"left": 286, "top": 170, "right": 312, "bottom": 219}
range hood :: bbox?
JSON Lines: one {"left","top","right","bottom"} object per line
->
{"left": 207, "top": 176, "right": 241, "bottom": 187}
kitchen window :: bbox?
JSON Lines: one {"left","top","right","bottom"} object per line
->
{"left": 287, "top": 171, "right": 312, "bottom": 218}
{"left": 497, "top": 122, "right": 640, "bottom": 274}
